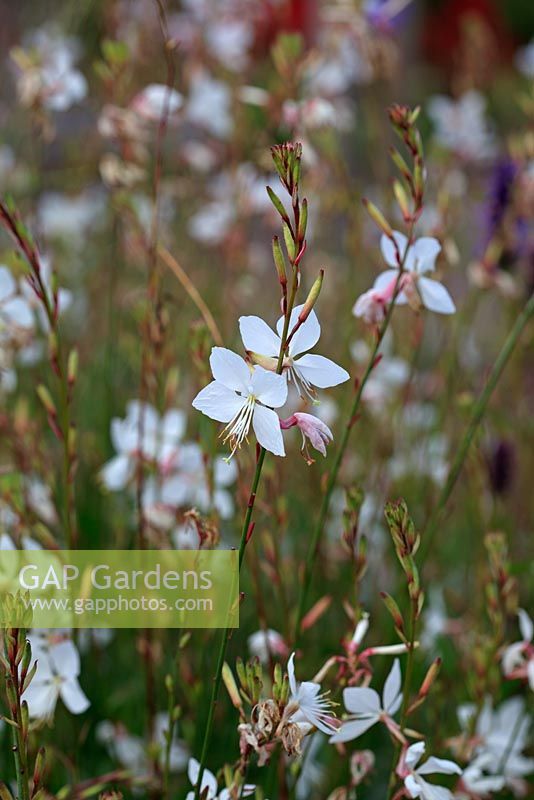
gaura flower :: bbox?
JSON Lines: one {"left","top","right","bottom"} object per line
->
{"left": 248, "top": 628, "right": 288, "bottom": 664}
{"left": 186, "top": 758, "right": 255, "bottom": 800}
{"left": 280, "top": 412, "right": 333, "bottom": 461}
{"left": 130, "top": 84, "right": 183, "bottom": 122}
{"left": 374, "top": 232, "right": 455, "bottom": 315}
{"left": 0, "top": 265, "right": 34, "bottom": 331}
{"left": 192, "top": 347, "right": 287, "bottom": 457}
{"left": 330, "top": 658, "right": 403, "bottom": 743}
{"left": 23, "top": 638, "right": 90, "bottom": 720}
{"left": 286, "top": 652, "right": 337, "bottom": 735}
{"left": 398, "top": 741, "right": 462, "bottom": 799}
{"left": 239, "top": 305, "right": 349, "bottom": 400}
{"left": 501, "top": 609, "right": 534, "bottom": 690}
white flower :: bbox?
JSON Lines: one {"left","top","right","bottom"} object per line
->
{"left": 100, "top": 402, "right": 186, "bottom": 490}
{"left": 239, "top": 305, "right": 349, "bottom": 400}
{"left": 192, "top": 347, "right": 288, "bottom": 457}
{"left": 248, "top": 629, "right": 287, "bottom": 664}
{"left": 501, "top": 609, "right": 534, "bottom": 690}
{"left": 330, "top": 659, "right": 403, "bottom": 743}
{"left": 400, "top": 742, "right": 461, "bottom": 799}
{"left": 374, "top": 232, "right": 455, "bottom": 315}
{"left": 516, "top": 40, "right": 534, "bottom": 79}
{"left": 186, "top": 70, "right": 233, "bottom": 139}
{"left": 0, "top": 266, "right": 34, "bottom": 332}
{"left": 154, "top": 712, "right": 189, "bottom": 772}
{"left": 23, "top": 638, "right": 89, "bottom": 720}
{"left": 287, "top": 652, "right": 336, "bottom": 735}
{"left": 459, "top": 753, "right": 505, "bottom": 797}
{"left": 186, "top": 758, "right": 255, "bottom": 800}
{"left": 130, "top": 84, "right": 183, "bottom": 121}
{"left": 427, "top": 91, "right": 495, "bottom": 161}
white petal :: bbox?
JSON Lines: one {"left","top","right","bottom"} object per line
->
{"left": 383, "top": 659, "right": 402, "bottom": 713}
{"left": 417, "top": 757, "right": 462, "bottom": 776}
{"left": 342, "top": 687, "right": 381, "bottom": 715}
{"left": 329, "top": 716, "right": 377, "bottom": 743}
{"left": 296, "top": 354, "right": 349, "bottom": 389}
{"left": 50, "top": 639, "right": 81, "bottom": 678}
{"left": 404, "top": 775, "right": 423, "bottom": 798}
{"left": 214, "top": 456, "right": 238, "bottom": 487}
{"left": 252, "top": 405, "right": 285, "bottom": 456}
{"left": 412, "top": 237, "right": 441, "bottom": 273}
{"left": 251, "top": 366, "right": 288, "bottom": 408}
{"left": 24, "top": 680, "right": 58, "bottom": 719}
{"left": 209, "top": 347, "right": 251, "bottom": 392}
{"left": 60, "top": 677, "right": 90, "bottom": 714}
{"left": 161, "top": 409, "right": 186, "bottom": 442}
{"left": 373, "top": 270, "right": 407, "bottom": 305}
{"left": 405, "top": 742, "right": 426, "bottom": 768}
{"left": 288, "top": 308, "right": 321, "bottom": 356}
{"left": 0, "top": 266, "right": 16, "bottom": 301}
{"left": 418, "top": 277, "right": 455, "bottom": 314}
{"left": 2, "top": 297, "right": 34, "bottom": 328}
{"left": 518, "top": 609, "right": 533, "bottom": 643}
{"left": 100, "top": 454, "right": 132, "bottom": 491}
{"left": 381, "top": 231, "right": 409, "bottom": 268}
{"left": 287, "top": 652, "right": 297, "bottom": 696}
{"left": 239, "top": 315, "right": 280, "bottom": 356}
{"left": 277, "top": 305, "right": 321, "bottom": 354}
{"left": 192, "top": 381, "right": 244, "bottom": 423}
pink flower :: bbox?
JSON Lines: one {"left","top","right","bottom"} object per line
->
{"left": 281, "top": 413, "right": 333, "bottom": 462}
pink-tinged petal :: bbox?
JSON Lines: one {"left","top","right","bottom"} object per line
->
{"left": 518, "top": 609, "right": 533, "bottom": 643}
{"left": 252, "top": 405, "right": 285, "bottom": 456}
{"left": 380, "top": 231, "right": 409, "bottom": 268}
{"left": 251, "top": 366, "right": 288, "bottom": 408}
{"left": 296, "top": 354, "right": 349, "bottom": 389}
{"left": 329, "top": 715, "right": 377, "bottom": 743}
{"left": 288, "top": 307, "right": 321, "bottom": 356}
{"left": 417, "top": 757, "right": 462, "bottom": 776}
{"left": 192, "top": 381, "right": 244, "bottom": 423}
{"left": 209, "top": 347, "right": 251, "bottom": 392}
{"left": 373, "top": 270, "right": 408, "bottom": 304}
{"left": 418, "top": 277, "right": 455, "bottom": 314}
{"left": 277, "top": 305, "right": 321, "bottom": 354}
{"left": 383, "top": 659, "right": 402, "bottom": 713}
{"left": 60, "top": 677, "right": 90, "bottom": 715}
{"left": 239, "top": 315, "right": 280, "bottom": 356}
{"left": 2, "top": 297, "right": 34, "bottom": 328}
{"left": 0, "top": 266, "right": 16, "bottom": 301}
{"left": 100, "top": 454, "right": 132, "bottom": 491}
{"left": 412, "top": 237, "right": 441, "bottom": 273}
{"left": 342, "top": 686, "right": 381, "bottom": 715}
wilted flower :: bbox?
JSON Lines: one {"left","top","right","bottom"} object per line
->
{"left": 280, "top": 412, "right": 333, "bottom": 462}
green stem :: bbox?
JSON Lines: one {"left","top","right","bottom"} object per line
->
{"left": 420, "top": 291, "right": 534, "bottom": 562}
{"left": 293, "top": 231, "right": 414, "bottom": 645}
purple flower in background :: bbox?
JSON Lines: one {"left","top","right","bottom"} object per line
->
{"left": 363, "top": 0, "right": 415, "bottom": 31}
{"left": 483, "top": 157, "right": 518, "bottom": 247}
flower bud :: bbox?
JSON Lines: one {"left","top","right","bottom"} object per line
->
{"left": 298, "top": 270, "right": 324, "bottom": 324}
{"left": 362, "top": 198, "right": 393, "bottom": 238}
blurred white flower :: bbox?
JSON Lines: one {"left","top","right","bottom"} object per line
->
{"left": 23, "top": 637, "right": 89, "bottom": 720}
{"left": 501, "top": 609, "right": 534, "bottom": 690}
{"left": 248, "top": 629, "right": 288, "bottom": 664}
{"left": 186, "top": 70, "right": 232, "bottom": 139}
{"left": 374, "top": 232, "right": 455, "bottom": 315}
{"left": 130, "top": 83, "right": 183, "bottom": 121}
{"left": 0, "top": 266, "right": 34, "bottom": 332}
{"left": 192, "top": 347, "right": 288, "bottom": 457}
{"left": 330, "top": 659, "right": 403, "bottom": 743}
{"left": 427, "top": 91, "right": 495, "bottom": 161}
{"left": 515, "top": 40, "right": 534, "bottom": 79}
{"left": 186, "top": 758, "right": 255, "bottom": 800}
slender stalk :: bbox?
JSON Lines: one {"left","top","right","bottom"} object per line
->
{"left": 293, "top": 230, "right": 414, "bottom": 644}
{"left": 420, "top": 291, "right": 534, "bottom": 562}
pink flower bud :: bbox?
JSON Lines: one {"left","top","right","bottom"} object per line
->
{"left": 352, "top": 275, "right": 399, "bottom": 324}
{"left": 280, "top": 412, "right": 333, "bottom": 461}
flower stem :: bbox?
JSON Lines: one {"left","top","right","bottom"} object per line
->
{"left": 293, "top": 234, "right": 413, "bottom": 645}
{"left": 420, "top": 291, "right": 534, "bottom": 563}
